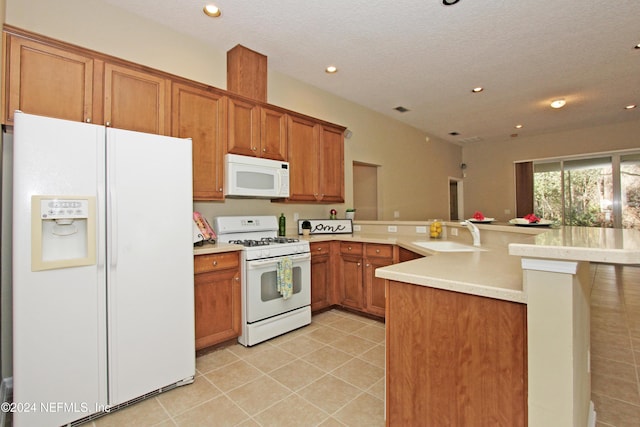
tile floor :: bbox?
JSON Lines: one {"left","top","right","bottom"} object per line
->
{"left": 590, "top": 264, "right": 640, "bottom": 427}
{"left": 81, "top": 263, "right": 640, "bottom": 427}
{"left": 90, "top": 310, "right": 385, "bottom": 427}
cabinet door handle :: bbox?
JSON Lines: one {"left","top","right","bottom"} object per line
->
{"left": 105, "top": 121, "right": 111, "bottom": 127}
{"left": 212, "top": 260, "right": 218, "bottom": 266}
{"left": 262, "top": 148, "right": 266, "bottom": 152}
{"left": 376, "top": 249, "right": 380, "bottom": 253}
{"left": 85, "top": 117, "right": 91, "bottom": 123}
{"left": 357, "top": 262, "right": 361, "bottom": 266}
{"left": 317, "top": 247, "right": 322, "bottom": 251}
{"left": 348, "top": 246, "right": 352, "bottom": 251}
{"left": 366, "top": 263, "right": 371, "bottom": 267}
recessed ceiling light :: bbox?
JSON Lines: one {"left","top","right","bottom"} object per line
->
{"left": 471, "top": 87, "right": 483, "bottom": 93}
{"left": 515, "top": 124, "right": 523, "bottom": 129}
{"left": 325, "top": 66, "right": 338, "bottom": 74}
{"left": 394, "top": 106, "right": 410, "bottom": 113}
{"left": 203, "top": 4, "right": 221, "bottom": 17}
{"left": 625, "top": 104, "right": 637, "bottom": 110}
{"left": 449, "top": 131, "right": 460, "bottom": 136}
{"left": 635, "top": 43, "right": 640, "bottom": 49}
{"left": 550, "top": 98, "right": 566, "bottom": 109}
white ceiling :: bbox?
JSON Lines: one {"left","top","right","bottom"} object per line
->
{"left": 102, "top": 0, "right": 640, "bottom": 144}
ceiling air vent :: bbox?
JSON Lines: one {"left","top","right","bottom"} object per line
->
{"left": 393, "top": 106, "right": 410, "bottom": 113}
{"left": 458, "top": 136, "right": 483, "bottom": 144}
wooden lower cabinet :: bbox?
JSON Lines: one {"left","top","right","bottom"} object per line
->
{"left": 385, "top": 280, "right": 527, "bottom": 426}
{"left": 194, "top": 252, "right": 241, "bottom": 350}
{"left": 310, "top": 241, "right": 334, "bottom": 312}
{"left": 338, "top": 242, "right": 395, "bottom": 317}
{"left": 364, "top": 244, "right": 396, "bottom": 317}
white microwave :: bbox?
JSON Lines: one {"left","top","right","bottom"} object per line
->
{"left": 225, "top": 154, "right": 290, "bottom": 198}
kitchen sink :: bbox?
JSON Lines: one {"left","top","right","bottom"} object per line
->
{"left": 412, "top": 241, "right": 486, "bottom": 252}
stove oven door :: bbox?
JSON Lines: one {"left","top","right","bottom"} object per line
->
{"left": 245, "top": 252, "right": 311, "bottom": 323}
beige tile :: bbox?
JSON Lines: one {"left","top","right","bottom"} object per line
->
{"left": 155, "top": 376, "right": 221, "bottom": 416}
{"left": 242, "top": 345, "right": 298, "bottom": 374}
{"left": 354, "top": 324, "right": 385, "bottom": 344}
{"left": 195, "top": 348, "right": 240, "bottom": 374}
{"left": 269, "top": 360, "right": 326, "bottom": 391}
{"left": 235, "top": 419, "right": 261, "bottom": 427}
{"left": 204, "top": 360, "right": 263, "bottom": 392}
{"left": 592, "top": 372, "right": 640, "bottom": 405}
{"left": 592, "top": 393, "right": 640, "bottom": 427}
{"left": 329, "top": 334, "right": 376, "bottom": 357}
{"left": 173, "top": 395, "right": 248, "bottom": 427}
{"left": 317, "top": 417, "right": 349, "bottom": 426}
{"left": 325, "top": 317, "right": 368, "bottom": 333}
{"left": 591, "top": 356, "right": 637, "bottom": 382}
{"left": 367, "top": 377, "right": 385, "bottom": 401}
{"left": 298, "top": 375, "right": 361, "bottom": 414}
{"left": 275, "top": 334, "right": 326, "bottom": 357}
{"left": 311, "top": 310, "right": 345, "bottom": 326}
{"left": 358, "top": 344, "right": 385, "bottom": 369}
{"left": 334, "top": 392, "right": 385, "bottom": 427}
{"left": 305, "top": 325, "right": 349, "bottom": 344}
{"left": 305, "top": 346, "right": 354, "bottom": 372}
{"left": 227, "top": 376, "right": 292, "bottom": 415}
{"left": 331, "top": 358, "right": 384, "bottom": 390}
{"left": 94, "top": 397, "right": 170, "bottom": 427}
{"left": 252, "top": 394, "right": 329, "bottom": 427}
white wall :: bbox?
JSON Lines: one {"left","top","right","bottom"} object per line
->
{"left": 463, "top": 119, "right": 640, "bottom": 222}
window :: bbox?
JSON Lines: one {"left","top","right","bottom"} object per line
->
{"left": 529, "top": 151, "right": 640, "bottom": 229}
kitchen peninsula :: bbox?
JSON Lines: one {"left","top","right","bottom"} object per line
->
{"left": 374, "top": 222, "right": 640, "bottom": 427}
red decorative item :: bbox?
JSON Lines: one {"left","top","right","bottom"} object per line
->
{"left": 472, "top": 211, "right": 485, "bottom": 221}
{"left": 524, "top": 213, "right": 540, "bottom": 223}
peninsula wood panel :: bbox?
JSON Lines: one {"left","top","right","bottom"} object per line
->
{"left": 386, "top": 280, "right": 527, "bottom": 426}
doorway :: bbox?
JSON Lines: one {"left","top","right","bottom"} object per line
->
{"left": 353, "top": 162, "right": 379, "bottom": 220}
{"left": 449, "top": 178, "right": 463, "bottom": 220}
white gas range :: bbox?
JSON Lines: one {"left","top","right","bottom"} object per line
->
{"left": 213, "top": 216, "right": 311, "bottom": 346}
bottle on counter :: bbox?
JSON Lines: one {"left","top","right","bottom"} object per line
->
{"left": 278, "top": 213, "right": 286, "bottom": 236}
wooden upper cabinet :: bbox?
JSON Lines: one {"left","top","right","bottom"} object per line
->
{"left": 227, "top": 96, "right": 286, "bottom": 161}
{"left": 172, "top": 82, "right": 227, "bottom": 200}
{"left": 287, "top": 114, "right": 320, "bottom": 201}
{"left": 260, "top": 107, "right": 287, "bottom": 161}
{"left": 318, "top": 124, "right": 345, "bottom": 203}
{"left": 104, "top": 63, "right": 171, "bottom": 135}
{"left": 227, "top": 96, "right": 259, "bottom": 157}
{"left": 287, "top": 114, "right": 345, "bottom": 203}
{"left": 2, "top": 33, "right": 98, "bottom": 125}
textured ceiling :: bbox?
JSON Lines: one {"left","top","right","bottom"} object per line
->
{"left": 101, "top": 0, "right": 640, "bottom": 144}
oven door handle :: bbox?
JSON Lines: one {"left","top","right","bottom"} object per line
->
{"left": 247, "top": 253, "right": 311, "bottom": 269}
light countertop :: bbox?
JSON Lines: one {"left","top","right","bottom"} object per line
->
{"left": 193, "top": 223, "right": 640, "bottom": 304}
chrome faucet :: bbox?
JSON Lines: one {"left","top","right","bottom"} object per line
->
{"left": 460, "top": 220, "right": 481, "bottom": 247}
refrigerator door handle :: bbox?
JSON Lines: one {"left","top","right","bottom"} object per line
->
{"left": 109, "top": 186, "right": 118, "bottom": 268}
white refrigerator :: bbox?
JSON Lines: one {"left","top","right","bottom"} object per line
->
{"left": 11, "top": 112, "right": 195, "bottom": 426}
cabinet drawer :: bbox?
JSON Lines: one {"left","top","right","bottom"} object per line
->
{"left": 340, "top": 242, "right": 363, "bottom": 256}
{"left": 310, "top": 242, "right": 331, "bottom": 256}
{"left": 194, "top": 252, "right": 240, "bottom": 274}
{"left": 366, "top": 243, "right": 394, "bottom": 259}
